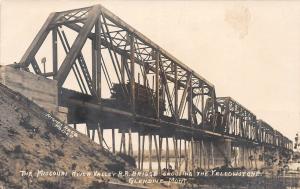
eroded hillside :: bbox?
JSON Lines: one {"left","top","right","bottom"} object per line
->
{"left": 0, "top": 83, "right": 133, "bottom": 188}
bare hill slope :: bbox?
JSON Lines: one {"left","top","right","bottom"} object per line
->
{"left": 0, "top": 83, "right": 132, "bottom": 188}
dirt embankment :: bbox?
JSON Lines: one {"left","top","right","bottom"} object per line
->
{"left": 0, "top": 83, "right": 133, "bottom": 189}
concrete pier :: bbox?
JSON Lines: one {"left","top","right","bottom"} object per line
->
{"left": 0, "top": 65, "right": 67, "bottom": 121}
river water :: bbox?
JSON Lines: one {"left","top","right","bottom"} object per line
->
{"left": 146, "top": 162, "right": 300, "bottom": 189}
{"left": 177, "top": 175, "right": 300, "bottom": 189}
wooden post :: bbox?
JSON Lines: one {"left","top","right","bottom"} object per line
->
{"left": 141, "top": 135, "right": 145, "bottom": 170}
{"left": 185, "top": 140, "right": 188, "bottom": 171}
{"left": 211, "top": 141, "right": 215, "bottom": 168}
{"left": 207, "top": 141, "right": 210, "bottom": 169}
{"left": 112, "top": 129, "right": 115, "bottom": 153}
{"left": 174, "top": 137, "right": 178, "bottom": 171}
{"left": 86, "top": 125, "right": 90, "bottom": 138}
{"left": 195, "top": 141, "right": 198, "bottom": 168}
{"left": 119, "top": 133, "right": 123, "bottom": 153}
{"left": 159, "top": 137, "right": 163, "bottom": 173}
{"left": 191, "top": 138, "right": 195, "bottom": 172}
{"left": 201, "top": 140, "right": 207, "bottom": 169}
{"left": 179, "top": 139, "right": 182, "bottom": 171}
{"left": 166, "top": 138, "right": 170, "bottom": 170}
{"left": 92, "top": 130, "right": 95, "bottom": 141}
{"left": 149, "top": 134, "right": 152, "bottom": 171}
{"left": 198, "top": 141, "right": 201, "bottom": 168}
{"left": 154, "top": 135, "right": 161, "bottom": 174}
{"left": 254, "top": 148, "right": 257, "bottom": 169}
{"left": 138, "top": 133, "right": 141, "bottom": 169}
{"left": 242, "top": 146, "right": 245, "bottom": 167}
{"left": 97, "top": 124, "right": 103, "bottom": 149}
{"left": 120, "top": 131, "right": 126, "bottom": 154}
{"left": 128, "top": 128, "right": 133, "bottom": 156}
{"left": 199, "top": 141, "right": 202, "bottom": 168}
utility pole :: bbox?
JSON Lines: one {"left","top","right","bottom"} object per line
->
{"left": 41, "top": 57, "right": 46, "bottom": 73}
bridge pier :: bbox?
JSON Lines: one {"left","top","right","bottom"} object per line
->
{"left": 240, "top": 146, "right": 247, "bottom": 168}
{"left": 211, "top": 139, "right": 231, "bottom": 168}
{"left": 237, "top": 145, "right": 259, "bottom": 169}
{"left": 254, "top": 146, "right": 265, "bottom": 170}
{"left": 0, "top": 66, "right": 68, "bottom": 121}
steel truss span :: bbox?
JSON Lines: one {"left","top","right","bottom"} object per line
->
{"left": 13, "top": 4, "right": 293, "bottom": 169}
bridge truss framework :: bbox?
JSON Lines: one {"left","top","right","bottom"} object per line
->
{"left": 13, "top": 4, "right": 293, "bottom": 173}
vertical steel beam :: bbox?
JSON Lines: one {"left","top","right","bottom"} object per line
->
{"left": 188, "top": 75, "right": 193, "bottom": 126}
{"left": 201, "top": 82, "right": 205, "bottom": 127}
{"left": 174, "top": 64, "right": 178, "bottom": 120}
{"left": 52, "top": 27, "right": 58, "bottom": 76}
{"left": 155, "top": 51, "right": 160, "bottom": 120}
{"left": 130, "top": 34, "right": 135, "bottom": 116}
{"left": 121, "top": 56, "right": 126, "bottom": 84}
{"left": 92, "top": 39, "right": 97, "bottom": 90}
{"left": 96, "top": 16, "right": 102, "bottom": 100}
{"left": 225, "top": 98, "right": 230, "bottom": 134}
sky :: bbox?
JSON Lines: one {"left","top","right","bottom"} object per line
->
{"left": 1, "top": 0, "right": 300, "bottom": 142}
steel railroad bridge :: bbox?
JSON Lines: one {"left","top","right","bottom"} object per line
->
{"left": 8, "top": 4, "right": 293, "bottom": 172}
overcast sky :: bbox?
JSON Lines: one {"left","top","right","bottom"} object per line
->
{"left": 1, "top": 0, "right": 300, "bottom": 141}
